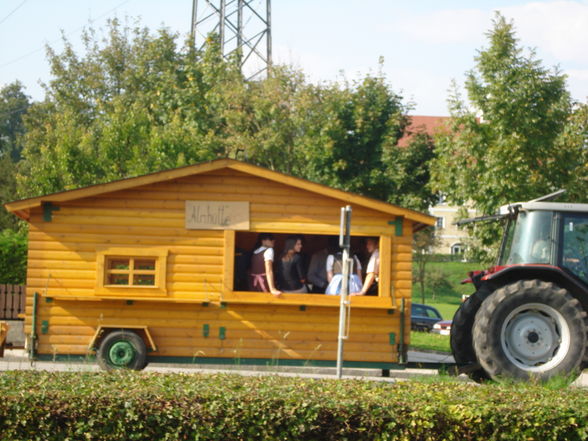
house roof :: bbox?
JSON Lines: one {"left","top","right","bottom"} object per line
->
{"left": 398, "top": 115, "right": 449, "bottom": 147}
{"left": 5, "top": 159, "right": 435, "bottom": 228}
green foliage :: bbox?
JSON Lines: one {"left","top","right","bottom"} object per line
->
{"left": 0, "top": 228, "right": 27, "bottom": 284}
{"left": 413, "top": 227, "right": 440, "bottom": 303}
{"left": 431, "top": 13, "right": 587, "bottom": 262}
{"left": 0, "top": 81, "right": 29, "bottom": 162}
{"left": 15, "top": 19, "right": 436, "bottom": 212}
{"left": 1, "top": 371, "right": 587, "bottom": 440}
{"left": 425, "top": 268, "right": 452, "bottom": 301}
{"left": 0, "top": 82, "right": 30, "bottom": 231}
{"left": 18, "top": 20, "right": 242, "bottom": 197}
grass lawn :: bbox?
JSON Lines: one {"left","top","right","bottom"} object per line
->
{"left": 410, "top": 330, "right": 450, "bottom": 353}
{"left": 413, "top": 261, "right": 484, "bottom": 320}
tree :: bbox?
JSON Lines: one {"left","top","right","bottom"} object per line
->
{"left": 18, "top": 20, "right": 244, "bottom": 198}
{"left": 0, "top": 81, "right": 29, "bottom": 162}
{"left": 431, "top": 13, "right": 584, "bottom": 261}
{"left": 413, "top": 227, "right": 439, "bottom": 304}
{"left": 0, "top": 82, "right": 30, "bottom": 230}
{"left": 17, "top": 19, "right": 437, "bottom": 214}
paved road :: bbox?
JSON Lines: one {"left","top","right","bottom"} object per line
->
{"left": 2, "top": 349, "right": 586, "bottom": 386}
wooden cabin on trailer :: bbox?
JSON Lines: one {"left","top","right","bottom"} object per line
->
{"left": 5, "top": 159, "right": 434, "bottom": 370}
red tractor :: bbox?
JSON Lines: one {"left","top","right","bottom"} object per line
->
{"left": 453, "top": 194, "right": 588, "bottom": 382}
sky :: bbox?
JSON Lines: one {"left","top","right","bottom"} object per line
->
{"left": 1, "top": 0, "right": 587, "bottom": 116}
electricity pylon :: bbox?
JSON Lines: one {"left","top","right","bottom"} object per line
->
{"left": 191, "top": 0, "right": 272, "bottom": 79}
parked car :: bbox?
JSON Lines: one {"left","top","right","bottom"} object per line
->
{"left": 432, "top": 320, "right": 452, "bottom": 335}
{"left": 411, "top": 303, "right": 443, "bottom": 332}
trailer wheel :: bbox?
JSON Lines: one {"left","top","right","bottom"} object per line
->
{"left": 97, "top": 330, "right": 147, "bottom": 371}
{"left": 472, "top": 280, "right": 587, "bottom": 382}
{"left": 450, "top": 287, "right": 491, "bottom": 382}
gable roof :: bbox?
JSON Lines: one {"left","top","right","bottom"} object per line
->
{"left": 5, "top": 159, "right": 435, "bottom": 228}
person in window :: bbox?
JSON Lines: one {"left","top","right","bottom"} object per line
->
{"left": 307, "top": 238, "right": 330, "bottom": 293}
{"left": 325, "top": 238, "right": 363, "bottom": 295}
{"left": 276, "top": 236, "right": 308, "bottom": 293}
{"left": 249, "top": 233, "right": 281, "bottom": 296}
{"left": 351, "top": 237, "right": 379, "bottom": 296}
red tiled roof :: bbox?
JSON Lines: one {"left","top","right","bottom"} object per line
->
{"left": 399, "top": 115, "right": 450, "bottom": 147}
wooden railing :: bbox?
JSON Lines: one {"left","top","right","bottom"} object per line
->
{"left": 0, "top": 285, "right": 25, "bottom": 320}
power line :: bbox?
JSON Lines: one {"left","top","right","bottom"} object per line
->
{"left": 0, "top": 0, "right": 130, "bottom": 69}
{"left": 0, "top": 0, "right": 27, "bottom": 27}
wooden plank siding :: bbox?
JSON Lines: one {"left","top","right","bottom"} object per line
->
{"left": 15, "top": 163, "right": 431, "bottom": 366}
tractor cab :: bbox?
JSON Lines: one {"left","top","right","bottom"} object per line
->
{"left": 497, "top": 202, "right": 588, "bottom": 284}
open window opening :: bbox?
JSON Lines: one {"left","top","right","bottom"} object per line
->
{"left": 233, "top": 232, "right": 381, "bottom": 296}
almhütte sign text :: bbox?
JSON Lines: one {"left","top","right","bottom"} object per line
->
{"left": 185, "top": 200, "right": 250, "bottom": 230}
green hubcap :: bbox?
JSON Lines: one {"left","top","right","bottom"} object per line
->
{"left": 108, "top": 341, "right": 136, "bottom": 366}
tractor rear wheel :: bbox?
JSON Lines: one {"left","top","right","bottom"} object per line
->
{"left": 450, "top": 287, "right": 491, "bottom": 382}
{"left": 472, "top": 280, "right": 587, "bottom": 382}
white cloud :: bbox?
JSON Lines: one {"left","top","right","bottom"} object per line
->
{"left": 394, "top": 8, "right": 491, "bottom": 45}
{"left": 501, "top": 1, "right": 588, "bottom": 64}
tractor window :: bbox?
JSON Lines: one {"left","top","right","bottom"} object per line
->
{"left": 499, "top": 210, "right": 554, "bottom": 265}
{"left": 561, "top": 214, "right": 588, "bottom": 283}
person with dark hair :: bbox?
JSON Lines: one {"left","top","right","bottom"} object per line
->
{"left": 249, "top": 233, "right": 281, "bottom": 296}
{"left": 351, "top": 237, "right": 379, "bottom": 296}
{"left": 307, "top": 237, "right": 331, "bottom": 293}
{"left": 325, "top": 237, "right": 363, "bottom": 295}
{"left": 276, "top": 236, "right": 307, "bottom": 293}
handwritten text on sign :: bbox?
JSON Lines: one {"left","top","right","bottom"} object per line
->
{"left": 185, "top": 201, "right": 250, "bottom": 230}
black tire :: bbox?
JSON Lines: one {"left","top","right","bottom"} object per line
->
{"left": 472, "top": 280, "right": 588, "bottom": 382}
{"left": 450, "top": 286, "right": 492, "bottom": 382}
{"left": 97, "top": 330, "right": 147, "bottom": 371}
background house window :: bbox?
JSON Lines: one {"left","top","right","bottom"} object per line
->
{"left": 435, "top": 217, "right": 445, "bottom": 228}
{"left": 451, "top": 243, "right": 464, "bottom": 255}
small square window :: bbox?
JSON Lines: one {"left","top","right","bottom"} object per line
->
{"left": 96, "top": 248, "right": 168, "bottom": 296}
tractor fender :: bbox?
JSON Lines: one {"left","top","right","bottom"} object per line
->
{"left": 482, "top": 265, "right": 588, "bottom": 313}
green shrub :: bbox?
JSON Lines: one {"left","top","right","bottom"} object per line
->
{"left": 0, "top": 228, "right": 27, "bottom": 284}
{"left": 0, "top": 371, "right": 587, "bottom": 440}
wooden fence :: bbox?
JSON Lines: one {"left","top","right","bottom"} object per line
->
{"left": 0, "top": 285, "right": 25, "bottom": 320}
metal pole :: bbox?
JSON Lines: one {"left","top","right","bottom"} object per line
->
{"left": 219, "top": 0, "right": 226, "bottom": 55}
{"left": 191, "top": 0, "right": 198, "bottom": 42}
{"left": 237, "top": 0, "right": 243, "bottom": 65}
{"left": 336, "top": 206, "right": 352, "bottom": 378}
{"left": 266, "top": 0, "right": 272, "bottom": 70}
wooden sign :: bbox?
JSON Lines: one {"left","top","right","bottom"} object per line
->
{"left": 185, "top": 201, "right": 250, "bottom": 230}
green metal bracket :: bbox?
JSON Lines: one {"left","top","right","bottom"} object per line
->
{"left": 126, "top": 300, "right": 134, "bottom": 305}
{"left": 202, "top": 324, "right": 209, "bottom": 338}
{"left": 389, "top": 332, "right": 396, "bottom": 345}
{"left": 219, "top": 327, "right": 226, "bottom": 340}
{"left": 45, "top": 297, "right": 53, "bottom": 303}
{"left": 388, "top": 216, "right": 404, "bottom": 236}
{"left": 202, "top": 302, "right": 209, "bottom": 307}
{"left": 220, "top": 302, "right": 227, "bottom": 309}
{"left": 42, "top": 202, "right": 60, "bottom": 222}
{"left": 399, "top": 298, "right": 406, "bottom": 364}
{"left": 299, "top": 305, "right": 306, "bottom": 311}
{"left": 41, "top": 320, "right": 49, "bottom": 335}
{"left": 30, "top": 292, "right": 39, "bottom": 360}
{"left": 387, "top": 309, "right": 394, "bottom": 315}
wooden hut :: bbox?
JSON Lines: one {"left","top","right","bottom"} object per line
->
{"left": 5, "top": 159, "right": 434, "bottom": 369}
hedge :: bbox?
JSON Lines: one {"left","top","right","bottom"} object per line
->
{"left": 0, "top": 371, "right": 587, "bottom": 440}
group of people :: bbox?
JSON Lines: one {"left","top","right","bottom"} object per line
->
{"left": 246, "top": 233, "right": 380, "bottom": 297}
